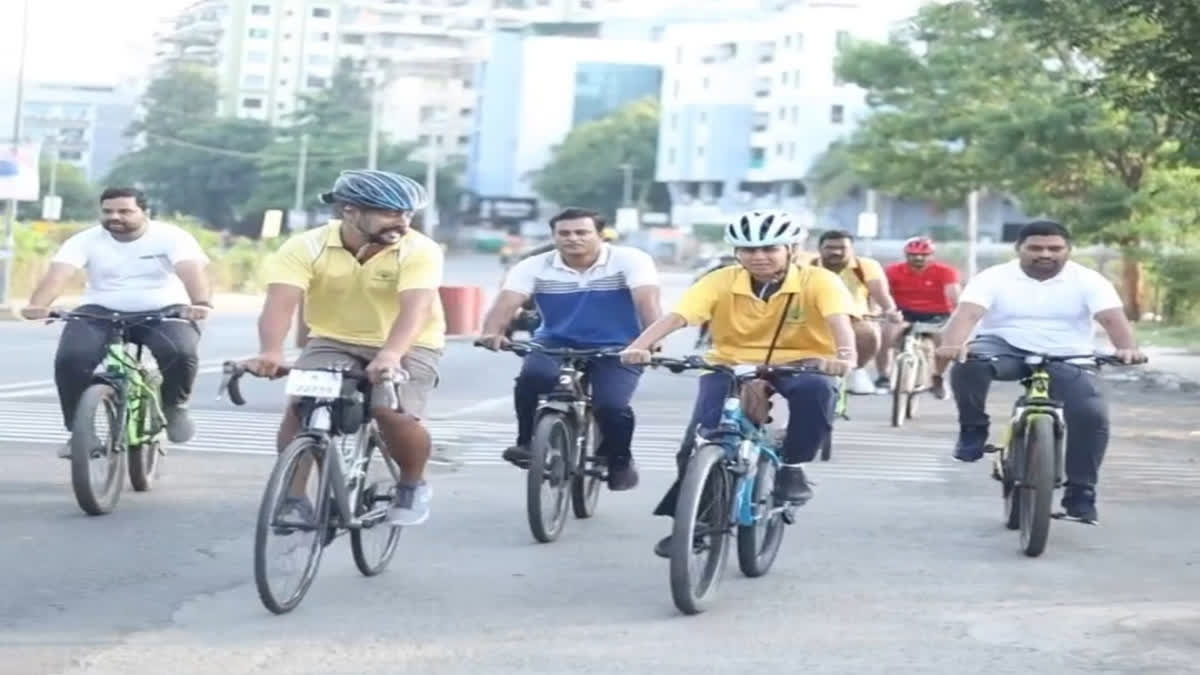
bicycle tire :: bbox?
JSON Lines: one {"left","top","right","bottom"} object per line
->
{"left": 351, "top": 433, "right": 403, "bottom": 577}
{"left": 69, "top": 383, "right": 127, "bottom": 516}
{"left": 1000, "top": 427, "right": 1021, "bottom": 530}
{"left": 1019, "top": 415, "right": 1056, "bottom": 557}
{"left": 526, "top": 412, "right": 574, "bottom": 543}
{"left": 127, "top": 440, "right": 160, "bottom": 492}
{"left": 570, "top": 416, "right": 602, "bottom": 519}
{"left": 906, "top": 352, "right": 924, "bottom": 421}
{"left": 891, "top": 357, "right": 911, "bottom": 428}
{"left": 669, "top": 443, "right": 731, "bottom": 615}
{"left": 253, "top": 436, "right": 330, "bottom": 614}
{"left": 736, "top": 455, "right": 786, "bottom": 578}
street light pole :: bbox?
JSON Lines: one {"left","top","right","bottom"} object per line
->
{"left": 0, "top": 0, "right": 33, "bottom": 311}
{"left": 619, "top": 163, "right": 634, "bottom": 207}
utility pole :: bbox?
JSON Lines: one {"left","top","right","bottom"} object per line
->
{"left": 293, "top": 133, "right": 309, "bottom": 214}
{"left": 619, "top": 163, "right": 634, "bottom": 207}
{"left": 424, "top": 113, "right": 440, "bottom": 238}
{"left": 367, "top": 75, "right": 380, "bottom": 170}
{"left": 0, "top": 0, "right": 32, "bottom": 311}
{"left": 966, "top": 188, "right": 980, "bottom": 279}
{"left": 47, "top": 137, "right": 58, "bottom": 197}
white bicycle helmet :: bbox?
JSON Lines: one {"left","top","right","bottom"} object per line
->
{"left": 724, "top": 210, "right": 801, "bottom": 247}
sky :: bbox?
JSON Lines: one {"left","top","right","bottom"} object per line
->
{"left": 0, "top": 0, "right": 193, "bottom": 86}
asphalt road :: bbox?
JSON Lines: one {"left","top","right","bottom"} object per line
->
{"left": 1, "top": 257, "right": 1199, "bottom": 674}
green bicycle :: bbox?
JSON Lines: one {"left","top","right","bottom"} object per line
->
{"left": 973, "top": 352, "right": 1140, "bottom": 557}
{"left": 49, "top": 308, "right": 181, "bottom": 516}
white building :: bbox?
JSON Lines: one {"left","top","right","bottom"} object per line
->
{"left": 655, "top": 0, "right": 909, "bottom": 229}
{"left": 20, "top": 81, "right": 139, "bottom": 182}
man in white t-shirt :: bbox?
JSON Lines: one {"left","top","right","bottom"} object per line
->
{"left": 21, "top": 188, "right": 212, "bottom": 456}
{"left": 934, "top": 220, "right": 1144, "bottom": 522}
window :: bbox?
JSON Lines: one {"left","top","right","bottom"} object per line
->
{"left": 702, "top": 76, "right": 710, "bottom": 89}
{"left": 776, "top": 143, "right": 784, "bottom": 156}
{"left": 248, "top": 28, "right": 269, "bottom": 39}
{"left": 421, "top": 14, "right": 441, "bottom": 26}
{"left": 791, "top": 106, "right": 798, "bottom": 123}
{"left": 754, "top": 111, "right": 770, "bottom": 132}
{"left": 778, "top": 107, "right": 786, "bottom": 120}
{"left": 457, "top": 135, "right": 470, "bottom": 145}
{"left": 831, "top": 104, "right": 844, "bottom": 123}
{"left": 781, "top": 71, "right": 789, "bottom": 85}
{"left": 312, "top": 31, "right": 331, "bottom": 41}
{"left": 246, "top": 50, "right": 269, "bottom": 64}
{"left": 306, "top": 75, "right": 328, "bottom": 88}
{"left": 793, "top": 69, "right": 801, "bottom": 86}
{"left": 243, "top": 74, "right": 266, "bottom": 88}
{"left": 312, "top": 7, "right": 332, "bottom": 18}
{"left": 783, "top": 35, "right": 792, "bottom": 47}
{"left": 242, "top": 97, "right": 263, "bottom": 109}
{"left": 250, "top": 4, "right": 270, "bottom": 15}
{"left": 342, "top": 33, "right": 365, "bottom": 45}
{"left": 750, "top": 147, "right": 765, "bottom": 168}
{"left": 460, "top": 107, "right": 473, "bottom": 117}
{"left": 697, "top": 145, "right": 705, "bottom": 157}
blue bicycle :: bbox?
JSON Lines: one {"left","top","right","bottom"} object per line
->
{"left": 652, "top": 355, "right": 830, "bottom": 615}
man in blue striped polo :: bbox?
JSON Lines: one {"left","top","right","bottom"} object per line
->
{"left": 478, "top": 208, "right": 662, "bottom": 490}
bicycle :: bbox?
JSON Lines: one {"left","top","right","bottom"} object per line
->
{"left": 890, "top": 319, "right": 945, "bottom": 428}
{"left": 218, "top": 361, "right": 405, "bottom": 615}
{"left": 48, "top": 308, "right": 183, "bottom": 516}
{"left": 475, "top": 340, "right": 613, "bottom": 543}
{"left": 651, "top": 355, "right": 831, "bottom": 615}
{"left": 971, "top": 352, "right": 1143, "bottom": 557}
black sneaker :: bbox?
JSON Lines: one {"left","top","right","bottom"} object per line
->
{"left": 164, "top": 405, "right": 195, "bottom": 444}
{"left": 774, "top": 464, "right": 813, "bottom": 504}
{"left": 874, "top": 375, "right": 891, "bottom": 393}
{"left": 653, "top": 535, "right": 671, "bottom": 559}
{"left": 953, "top": 426, "right": 989, "bottom": 462}
{"left": 607, "top": 460, "right": 639, "bottom": 491}
{"left": 1062, "top": 484, "right": 1099, "bottom": 522}
{"left": 501, "top": 444, "right": 530, "bottom": 469}
{"left": 930, "top": 374, "right": 948, "bottom": 400}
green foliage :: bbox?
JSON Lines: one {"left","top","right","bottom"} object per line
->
{"left": 531, "top": 97, "right": 669, "bottom": 218}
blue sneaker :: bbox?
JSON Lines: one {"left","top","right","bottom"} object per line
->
{"left": 953, "top": 426, "right": 989, "bottom": 462}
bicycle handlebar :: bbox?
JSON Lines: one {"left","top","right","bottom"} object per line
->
{"left": 47, "top": 306, "right": 190, "bottom": 324}
{"left": 217, "top": 361, "right": 405, "bottom": 408}
{"left": 473, "top": 339, "right": 623, "bottom": 359}
{"left": 649, "top": 355, "right": 827, "bottom": 378}
{"left": 964, "top": 352, "right": 1148, "bottom": 367}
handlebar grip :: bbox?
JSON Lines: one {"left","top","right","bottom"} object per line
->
{"left": 218, "top": 361, "right": 247, "bottom": 406}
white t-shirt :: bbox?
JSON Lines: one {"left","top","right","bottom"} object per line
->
{"left": 52, "top": 222, "right": 210, "bottom": 312}
{"left": 959, "top": 259, "right": 1123, "bottom": 356}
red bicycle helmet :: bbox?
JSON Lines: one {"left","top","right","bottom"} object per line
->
{"left": 903, "top": 236, "right": 935, "bottom": 255}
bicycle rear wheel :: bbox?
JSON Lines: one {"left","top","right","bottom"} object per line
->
{"left": 526, "top": 412, "right": 574, "bottom": 543}
{"left": 570, "top": 416, "right": 603, "bottom": 518}
{"left": 69, "top": 383, "right": 127, "bottom": 516}
{"left": 669, "top": 443, "right": 731, "bottom": 615}
{"left": 254, "top": 436, "right": 330, "bottom": 614}
{"left": 1019, "top": 415, "right": 1056, "bottom": 557}
{"left": 127, "top": 439, "right": 160, "bottom": 492}
{"left": 351, "top": 431, "right": 403, "bottom": 576}
{"left": 736, "top": 455, "right": 786, "bottom": 578}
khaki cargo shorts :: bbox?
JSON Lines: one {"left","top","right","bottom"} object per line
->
{"left": 294, "top": 337, "right": 441, "bottom": 418}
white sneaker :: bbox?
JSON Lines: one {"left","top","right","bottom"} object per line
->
{"left": 847, "top": 368, "right": 876, "bottom": 395}
{"left": 387, "top": 481, "right": 432, "bottom": 526}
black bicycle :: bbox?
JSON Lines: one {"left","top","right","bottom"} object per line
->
{"left": 219, "top": 361, "right": 404, "bottom": 614}
{"left": 47, "top": 308, "right": 187, "bottom": 515}
{"left": 971, "top": 352, "right": 1143, "bottom": 556}
{"left": 476, "top": 340, "right": 614, "bottom": 543}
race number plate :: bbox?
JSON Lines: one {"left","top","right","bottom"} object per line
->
{"left": 284, "top": 370, "right": 344, "bottom": 398}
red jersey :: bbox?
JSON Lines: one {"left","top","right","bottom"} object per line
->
{"left": 886, "top": 261, "right": 959, "bottom": 313}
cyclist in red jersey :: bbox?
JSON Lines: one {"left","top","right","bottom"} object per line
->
{"left": 878, "top": 236, "right": 961, "bottom": 398}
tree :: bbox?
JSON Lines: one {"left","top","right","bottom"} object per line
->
{"left": 105, "top": 63, "right": 273, "bottom": 232}
{"left": 805, "top": 141, "right": 862, "bottom": 210}
{"left": 17, "top": 159, "right": 96, "bottom": 221}
{"left": 531, "top": 97, "right": 669, "bottom": 218}
{"left": 832, "top": 1, "right": 1196, "bottom": 316}
{"left": 248, "top": 59, "right": 463, "bottom": 218}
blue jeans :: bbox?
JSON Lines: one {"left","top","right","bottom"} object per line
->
{"left": 653, "top": 369, "right": 837, "bottom": 516}
{"left": 950, "top": 334, "right": 1109, "bottom": 487}
{"left": 513, "top": 344, "right": 643, "bottom": 465}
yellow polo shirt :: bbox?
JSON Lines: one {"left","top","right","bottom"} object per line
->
{"left": 262, "top": 221, "right": 446, "bottom": 350}
{"left": 674, "top": 264, "right": 855, "bottom": 364}
{"left": 807, "top": 255, "right": 884, "bottom": 314}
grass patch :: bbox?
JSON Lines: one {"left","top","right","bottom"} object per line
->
{"left": 1135, "top": 322, "right": 1200, "bottom": 352}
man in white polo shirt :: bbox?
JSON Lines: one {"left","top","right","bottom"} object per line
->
{"left": 934, "top": 220, "right": 1144, "bottom": 522}
{"left": 21, "top": 187, "right": 212, "bottom": 456}
{"left": 478, "top": 207, "right": 661, "bottom": 491}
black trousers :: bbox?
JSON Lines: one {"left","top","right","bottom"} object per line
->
{"left": 54, "top": 304, "right": 201, "bottom": 430}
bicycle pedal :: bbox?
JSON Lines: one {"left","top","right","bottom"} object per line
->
{"left": 983, "top": 444, "right": 1002, "bottom": 454}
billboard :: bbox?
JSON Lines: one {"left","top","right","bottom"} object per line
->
{"left": 0, "top": 140, "right": 42, "bottom": 202}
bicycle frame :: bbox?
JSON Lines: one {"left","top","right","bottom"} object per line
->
{"left": 295, "top": 398, "right": 388, "bottom": 530}
{"left": 95, "top": 331, "right": 166, "bottom": 452}
{"left": 995, "top": 357, "right": 1068, "bottom": 484}
{"left": 895, "top": 321, "right": 943, "bottom": 389}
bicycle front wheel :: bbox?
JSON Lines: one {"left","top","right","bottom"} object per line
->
{"left": 69, "top": 383, "right": 127, "bottom": 516}
{"left": 253, "top": 436, "right": 331, "bottom": 614}
{"left": 351, "top": 432, "right": 403, "bottom": 576}
{"left": 669, "top": 443, "right": 731, "bottom": 615}
{"left": 1019, "top": 415, "right": 1056, "bottom": 557}
{"left": 526, "top": 412, "right": 574, "bottom": 543}
{"left": 571, "top": 416, "right": 603, "bottom": 518}
{"left": 891, "top": 357, "right": 912, "bottom": 428}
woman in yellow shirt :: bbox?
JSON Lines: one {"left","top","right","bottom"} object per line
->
{"left": 620, "top": 210, "right": 857, "bottom": 558}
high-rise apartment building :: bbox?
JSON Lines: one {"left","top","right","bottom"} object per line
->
{"left": 20, "top": 81, "right": 138, "bottom": 182}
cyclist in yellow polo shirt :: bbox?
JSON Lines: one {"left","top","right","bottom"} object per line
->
{"left": 619, "top": 210, "right": 857, "bottom": 558}
{"left": 809, "top": 230, "right": 902, "bottom": 395}
{"left": 246, "top": 169, "right": 445, "bottom": 528}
